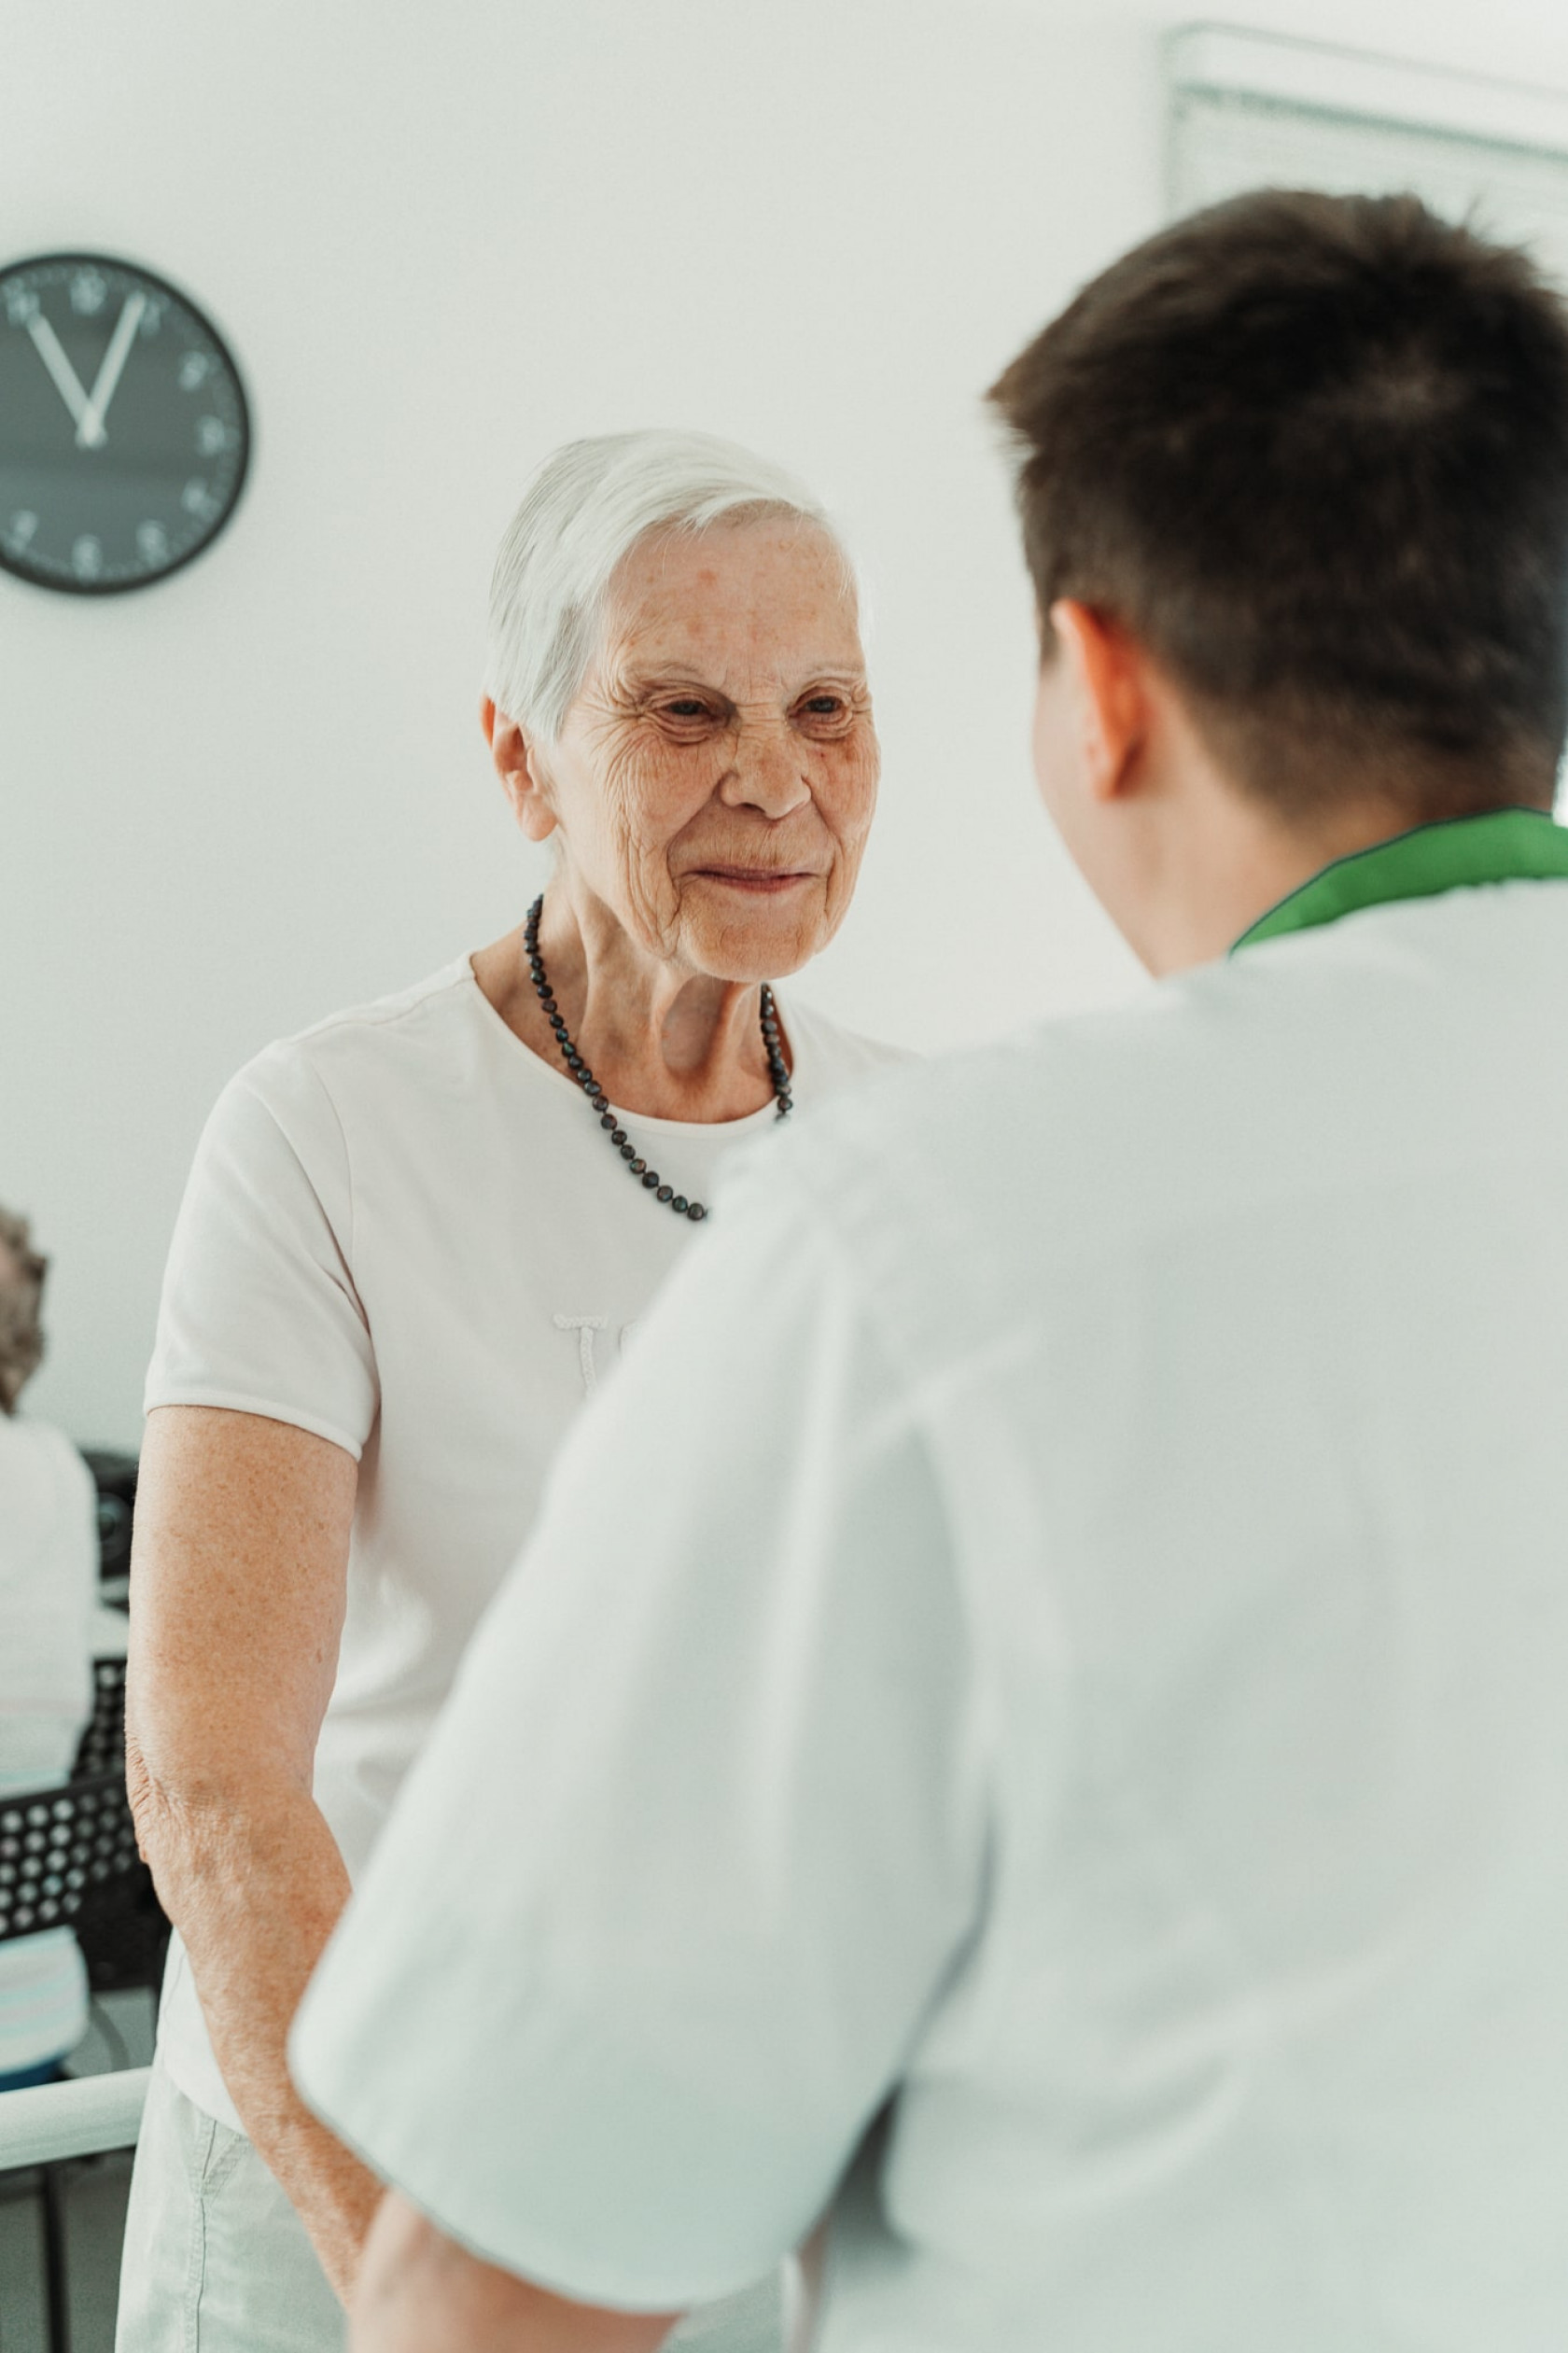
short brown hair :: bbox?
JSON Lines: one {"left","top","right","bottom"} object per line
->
{"left": 0, "top": 1208, "right": 48, "bottom": 1415}
{"left": 987, "top": 189, "right": 1568, "bottom": 824}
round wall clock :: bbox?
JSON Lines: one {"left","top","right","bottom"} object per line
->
{"left": 0, "top": 252, "right": 250, "bottom": 595}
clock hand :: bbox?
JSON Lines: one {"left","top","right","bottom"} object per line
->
{"left": 77, "top": 291, "right": 147, "bottom": 448}
{"left": 25, "top": 315, "right": 97, "bottom": 440}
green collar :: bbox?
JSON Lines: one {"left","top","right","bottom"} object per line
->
{"left": 1230, "top": 806, "right": 1568, "bottom": 955}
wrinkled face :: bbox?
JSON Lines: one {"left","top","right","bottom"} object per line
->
{"left": 537, "top": 515, "right": 879, "bottom": 981}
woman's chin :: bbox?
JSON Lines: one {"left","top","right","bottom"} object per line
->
{"left": 679, "top": 894, "right": 832, "bottom": 982}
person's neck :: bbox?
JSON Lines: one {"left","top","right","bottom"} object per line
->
{"left": 1135, "top": 777, "right": 1418, "bottom": 977}
{"left": 475, "top": 877, "right": 781, "bottom": 1124}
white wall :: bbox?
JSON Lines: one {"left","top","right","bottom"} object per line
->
{"left": 7, "top": 0, "right": 1568, "bottom": 1450}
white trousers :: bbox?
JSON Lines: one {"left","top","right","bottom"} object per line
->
{"left": 116, "top": 2059, "right": 786, "bottom": 2353}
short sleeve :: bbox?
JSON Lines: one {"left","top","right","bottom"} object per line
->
{"left": 288, "top": 1141, "right": 991, "bottom": 2310}
{"left": 146, "top": 1048, "right": 378, "bottom": 1460}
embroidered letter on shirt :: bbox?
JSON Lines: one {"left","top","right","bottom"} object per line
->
{"left": 553, "top": 1314, "right": 608, "bottom": 1399}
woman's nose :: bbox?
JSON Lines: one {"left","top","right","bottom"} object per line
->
{"left": 718, "top": 720, "right": 813, "bottom": 817}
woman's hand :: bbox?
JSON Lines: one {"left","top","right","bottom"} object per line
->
{"left": 126, "top": 1403, "right": 380, "bottom": 2300}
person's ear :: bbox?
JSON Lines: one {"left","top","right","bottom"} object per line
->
{"left": 482, "top": 698, "right": 558, "bottom": 844}
{"left": 1046, "top": 602, "right": 1149, "bottom": 804}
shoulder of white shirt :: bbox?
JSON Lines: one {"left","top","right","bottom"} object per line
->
{"left": 228, "top": 959, "right": 919, "bottom": 1114}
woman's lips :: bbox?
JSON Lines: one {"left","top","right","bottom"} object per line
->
{"left": 690, "top": 868, "right": 816, "bottom": 893}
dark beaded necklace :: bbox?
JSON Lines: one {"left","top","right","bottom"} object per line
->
{"left": 524, "top": 893, "right": 792, "bottom": 1223}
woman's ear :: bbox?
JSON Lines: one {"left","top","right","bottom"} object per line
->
{"left": 482, "top": 699, "right": 559, "bottom": 844}
{"left": 1046, "top": 601, "right": 1149, "bottom": 804}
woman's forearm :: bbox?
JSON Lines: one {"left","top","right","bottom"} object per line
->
{"left": 352, "top": 2189, "right": 684, "bottom": 2353}
{"left": 132, "top": 1757, "right": 383, "bottom": 2301}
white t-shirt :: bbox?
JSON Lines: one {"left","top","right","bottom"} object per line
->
{"left": 294, "top": 878, "right": 1568, "bottom": 2351}
{"left": 0, "top": 1414, "right": 96, "bottom": 2073}
{"left": 144, "top": 955, "right": 905, "bottom": 2131}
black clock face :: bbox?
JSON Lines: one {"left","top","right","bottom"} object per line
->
{"left": 0, "top": 252, "right": 249, "bottom": 595}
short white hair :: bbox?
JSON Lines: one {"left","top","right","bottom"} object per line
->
{"left": 483, "top": 429, "right": 861, "bottom": 746}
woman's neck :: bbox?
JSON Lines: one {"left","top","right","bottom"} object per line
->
{"left": 470, "top": 886, "right": 786, "bottom": 1124}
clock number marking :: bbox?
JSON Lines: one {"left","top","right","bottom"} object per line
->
{"left": 138, "top": 301, "right": 163, "bottom": 338}
{"left": 5, "top": 287, "right": 39, "bottom": 327}
{"left": 72, "top": 536, "right": 104, "bottom": 581}
{"left": 196, "top": 415, "right": 232, "bottom": 456}
{"left": 6, "top": 511, "right": 39, "bottom": 550}
{"left": 136, "top": 521, "right": 170, "bottom": 566}
{"left": 70, "top": 271, "right": 106, "bottom": 316}
{"left": 182, "top": 478, "right": 219, "bottom": 522}
{"left": 177, "top": 352, "right": 211, "bottom": 392}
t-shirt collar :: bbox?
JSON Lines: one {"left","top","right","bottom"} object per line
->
{"left": 1230, "top": 806, "right": 1568, "bottom": 956}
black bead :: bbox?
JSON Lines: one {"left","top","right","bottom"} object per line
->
{"left": 566, "top": 1052, "right": 582, "bottom": 1071}
{"left": 672, "top": 1196, "right": 688, "bottom": 1214}
{"left": 630, "top": 1157, "right": 646, "bottom": 1175}
{"left": 620, "top": 1142, "right": 636, "bottom": 1160}
{"left": 686, "top": 1202, "right": 707, "bottom": 1221}
{"left": 656, "top": 1185, "right": 673, "bottom": 1202}
{"left": 641, "top": 1171, "right": 660, "bottom": 1189}
{"left": 611, "top": 1127, "right": 627, "bottom": 1146}
{"left": 600, "top": 1113, "right": 616, "bottom": 1130}
{"left": 550, "top": 1015, "right": 567, "bottom": 1032}
{"left": 591, "top": 1093, "right": 609, "bottom": 1112}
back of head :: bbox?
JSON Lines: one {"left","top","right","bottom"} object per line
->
{"left": 988, "top": 190, "right": 1568, "bottom": 825}
{"left": 485, "top": 428, "right": 856, "bottom": 747}
{"left": 0, "top": 1208, "right": 47, "bottom": 1416}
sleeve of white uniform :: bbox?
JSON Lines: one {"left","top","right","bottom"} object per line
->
{"left": 287, "top": 1138, "right": 991, "bottom": 2310}
{"left": 144, "top": 1045, "right": 378, "bottom": 1459}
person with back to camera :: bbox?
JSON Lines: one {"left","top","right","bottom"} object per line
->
{"left": 117, "top": 430, "right": 903, "bottom": 2353}
{"left": 286, "top": 192, "right": 1568, "bottom": 2352}
{"left": 0, "top": 1208, "right": 97, "bottom": 2093}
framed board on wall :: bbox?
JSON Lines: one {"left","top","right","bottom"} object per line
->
{"left": 1167, "top": 25, "right": 1568, "bottom": 284}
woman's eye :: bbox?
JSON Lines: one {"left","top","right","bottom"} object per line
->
{"left": 803, "top": 696, "right": 845, "bottom": 718}
{"left": 663, "top": 699, "right": 711, "bottom": 721}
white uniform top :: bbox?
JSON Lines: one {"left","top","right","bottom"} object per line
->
{"left": 0, "top": 1414, "right": 95, "bottom": 2073}
{"left": 293, "top": 835, "right": 1568, "bottom": 2352}
{"left": 143, "top": 955, "right": 904, "bottom": 2133}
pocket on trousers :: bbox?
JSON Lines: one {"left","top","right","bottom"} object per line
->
{"left": 183, "top": 2097, "right": 248, "bottom": 2205}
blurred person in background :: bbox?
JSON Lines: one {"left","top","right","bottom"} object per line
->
{"left": 119, "top": 431, "right": 902, "bottom": 2353}
{"left": 290, "top": 194, "right": 1568, "bottom": 2353}
{"left": 0, "top": 1207, "right": 96, "bottom": 2093}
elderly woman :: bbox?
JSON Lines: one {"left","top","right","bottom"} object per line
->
{"left": 0, "top": 1210, "right": 97, "bottom": 2093}
{"left": 118, "top": 431, "right": 899, "bottom": 2353}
